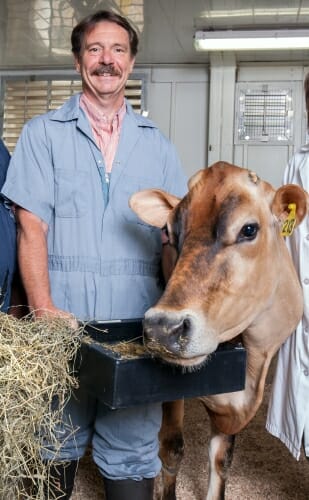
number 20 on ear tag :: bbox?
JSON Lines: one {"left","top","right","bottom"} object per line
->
{"left": 281, "top": 203, "right": 296, "bottom": 237}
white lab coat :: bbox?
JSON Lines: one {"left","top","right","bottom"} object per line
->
{"left": 266, "top": 145, "right": 309, "bottom": 460}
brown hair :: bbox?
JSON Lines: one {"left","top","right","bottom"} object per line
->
{"left": 304, "top": 73, "right": 309, "bottom": 128}
{"left": 71, "top": 10, "right": 139, "bottom": 58}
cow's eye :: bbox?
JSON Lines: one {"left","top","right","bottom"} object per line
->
{"left": 238, "top": 223, "right": 259, "bottom": 241}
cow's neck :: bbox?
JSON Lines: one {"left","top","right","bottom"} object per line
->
{"left": 203, "top": 268, "right": 303, "bottom": 435}
{"left": 203, "top": 341, "right": 272, "bottom": 435}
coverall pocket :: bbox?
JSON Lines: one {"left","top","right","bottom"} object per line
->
{"left": 54, "top": 169, "right": 89, "bottom": 218}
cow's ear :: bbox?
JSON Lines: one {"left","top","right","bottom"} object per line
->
{"left": 188, "top": 169, "right": 204, "bottom": 190}
{"left": 271, "top": 184, "right": 309, "bottom": 227}
{"left": 129, "top": 189, "right": 180, "bottom": 228}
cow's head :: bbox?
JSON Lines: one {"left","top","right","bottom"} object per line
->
{"left": 130, "top": 162, "right": 309, "bottom": 368}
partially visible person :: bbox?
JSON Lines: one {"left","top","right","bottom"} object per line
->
{"left": 266, "top": 73, "right": 309, "bottom": 462}
{"left": 1, "top": 9, "right": 187, "bottom": 500}
{"left": 0, "top": 139, "right": 16, "bottom": 312}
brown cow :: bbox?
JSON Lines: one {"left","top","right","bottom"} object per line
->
{"left": 129, "top": 162, "right": 309, "bottom": 500}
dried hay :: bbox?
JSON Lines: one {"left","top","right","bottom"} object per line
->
{"left": 83, "top": 334, "right": 147, "bottom": 358}
{"left": 0, "top": 312, "right": 82, "bottom": 499}
{"left": 103, "top": 338, "right": 147, "bottom": 358}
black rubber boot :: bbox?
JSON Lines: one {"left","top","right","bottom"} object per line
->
{"left": 44, "top": 460, "right": 78, "bottom": 499}
{"left": 103, "top": 477, "right": 154, "bottom": 500}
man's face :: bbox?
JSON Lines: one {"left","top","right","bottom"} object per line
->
{"left": 75, "top": 21, "right": 135, "bottom": 102}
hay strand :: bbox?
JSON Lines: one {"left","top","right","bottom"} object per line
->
{"left": 0, "top": 312, "right": 82, "bottom": 499}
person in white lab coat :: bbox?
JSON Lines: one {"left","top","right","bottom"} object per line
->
{"left": 266, "top": 73, "right": 309, "bottom": 461}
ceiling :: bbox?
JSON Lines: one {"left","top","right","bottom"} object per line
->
{"left": 0, "top": 0, "right": 309, "bottom": 69}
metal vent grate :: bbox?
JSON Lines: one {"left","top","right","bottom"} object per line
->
{"left": 235, "top": 85, "right": 294, "bottom": 144}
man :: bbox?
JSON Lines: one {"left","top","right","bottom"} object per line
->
{"left": 2, "top": 10, "right": 187, "bottom": 500}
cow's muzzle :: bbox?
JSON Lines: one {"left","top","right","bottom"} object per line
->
{"left": 143, "top": 308, "right": 204, "bottom": 366}
{"left": 143, "top": 307, "right": 219, "bottom": 367}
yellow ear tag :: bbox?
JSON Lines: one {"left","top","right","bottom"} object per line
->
{"left": 281, "top": 203, "right": 296, "bottom": 237}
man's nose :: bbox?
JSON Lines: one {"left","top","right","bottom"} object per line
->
{"left": 99, "top": 48, "right": 113, "bottom": 64}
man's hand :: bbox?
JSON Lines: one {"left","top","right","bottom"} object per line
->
{"left": 33, "top": 305, "right": 79, "bottom": 330}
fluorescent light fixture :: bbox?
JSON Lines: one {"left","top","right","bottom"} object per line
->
{"left": 194, "top": 29, "right": 309, "bottom": 51}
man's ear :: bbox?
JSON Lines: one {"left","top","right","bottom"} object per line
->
{"left": 74, "top": 55, "right": 81, "bottom": 73}
{"left": 129, "top": 56, "right": 136, "bottom": 74}
{"left": 129, "top": 189, "right": 180, "bottom": 228}
{"left": 272, "top": 183, "right": 309, "bottom": 226}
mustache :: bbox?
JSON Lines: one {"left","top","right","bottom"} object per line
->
{"left": 91, "top": 64, "right": 121, "bottom": 76}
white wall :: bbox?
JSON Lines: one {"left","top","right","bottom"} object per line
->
{"left": 145, "top": 66, "right": 209, "bottom": 180}
{"left": 207, "top": 53, "right": 236, "bottom": 167}
{"left": 234, "top": 65, "right": 306, "bottom": 187}
{"left": 143, "top": 62, "right": 308, "bottom": 189}
{"left": 207, "top": 62, "right": 306, "bottom": 188}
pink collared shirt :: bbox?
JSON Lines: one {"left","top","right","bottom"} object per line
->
{"left": 80, "top": 94, "right": 126, "bottom": 173}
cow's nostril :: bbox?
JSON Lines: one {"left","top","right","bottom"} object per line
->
{"left": 183, "top": 317, "right": 191, "bottom": 332}
{"left": 143, "top": 312, "right": 193, "bottom": 355}
{"left": 170, "top": 316, "right": 191, "bottom": 342}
